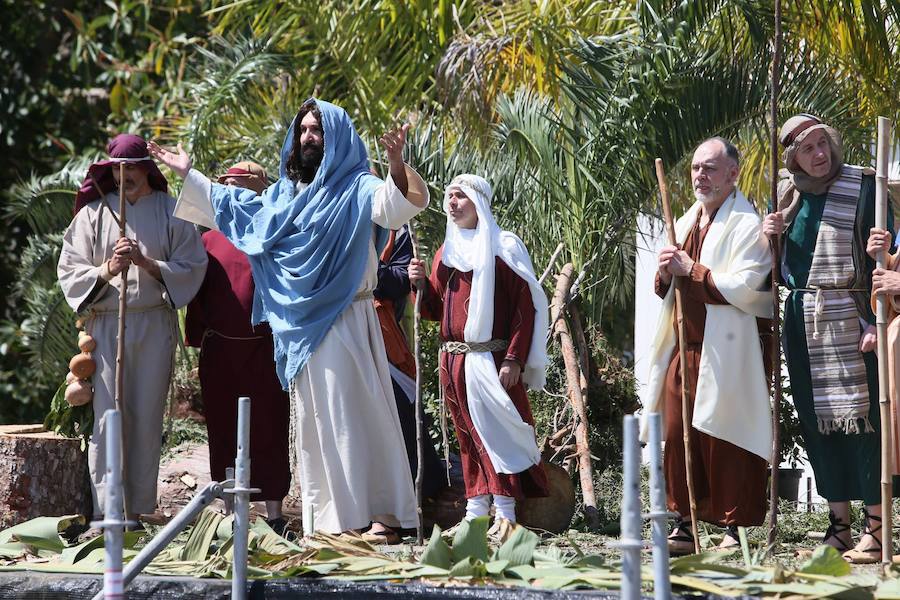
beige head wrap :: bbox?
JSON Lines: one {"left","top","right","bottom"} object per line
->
{"left": 776, "top": 114, "right": 844, "bottom": 223}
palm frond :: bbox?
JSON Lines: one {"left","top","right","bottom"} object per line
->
{"left": 18, "top": 285, "right": 77, "bottom": 386}
{"left": 9, "top": 233, "right": 64, "bottom": 301}
{"left": 4, "top": 155, "right": 100, "bottom": 234}
{"left": 176, "top": 33, "right": 295, "bottom": 170}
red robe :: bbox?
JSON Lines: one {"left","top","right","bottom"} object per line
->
{"left": 420, "top": 245, "right": 549, "bottom": 500}
{"left": 185, "top": 230, "right": 291, "bottom": 501}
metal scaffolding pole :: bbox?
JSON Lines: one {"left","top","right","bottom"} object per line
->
{"left": 92, "top": 398, "right": 257, "bottom": 599}
{"left": 645, "top": 413, "right": 672, "bottom": 600}
{"left": 226, "top": 397, "right": 259, "bottom": 600}
{"left": 91, "top": 410, "right": 129, "bottom": 600}
{"left": 620, "top": 415, "right": 643, "bottom": 600}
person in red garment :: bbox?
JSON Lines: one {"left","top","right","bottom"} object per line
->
{"left": 184, "top": 161, "right": 291, "bottom": 534}
{"left": 408, "top": 174, "right": 549, "bottom": 542}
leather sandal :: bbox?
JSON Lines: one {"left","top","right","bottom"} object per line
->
{"left": 843, "top": 509, "right": 883, "bottom": 564}
{"left": 359, "top": 524, "right": 402, "bottom": 545}
{"left": 823, "top": 510, "right": 853, "bottom": 552}
{"left": 667, "top": 520, "right": 696, "bottom": 556}
{"left": 717, "top": 524, "right": 740, "bottom": 550}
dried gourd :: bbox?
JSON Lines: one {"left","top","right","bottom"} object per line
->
{"left": 65, "top": 371, "right": 78, "bottom": 385}
{"left": 65, "top": 379, "right": 92, "bottom": 406}
{"left": 69, "top": 353, "right": 96, "bottom": 379}
{"left": 78, "top": 334, "right": 96, "bottom": 352}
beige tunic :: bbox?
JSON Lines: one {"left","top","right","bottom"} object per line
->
{"left": 58, "top": 191, "right": 207, "bottom": 515}
{"left": 176, "top": 167, "right": 428, "bottom": 533}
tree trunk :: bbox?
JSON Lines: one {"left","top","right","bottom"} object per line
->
{"left": 0, "top": 425, "right": 89, "bottom": 528}
{"left": 551, "top": 264, "right": 600, "bottom": 530}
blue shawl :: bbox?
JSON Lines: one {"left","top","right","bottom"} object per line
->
{"left": 209, "top": 99, "right": 387, "bottom": 388}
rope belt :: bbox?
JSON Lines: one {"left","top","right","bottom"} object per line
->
{"left": 87, "top": 302, "right": 170, "bottom": 316}
{"left": 203, "top": 329, "right": 265, "bottom": 342}
{"left": 791, "top": 287, "right": 868, "bottom": 338}
{"left": 354, "top": 290, "right": 374, "bottom": 302}
{"left": 440, "top": 339, "right": 508, "bottom": 354}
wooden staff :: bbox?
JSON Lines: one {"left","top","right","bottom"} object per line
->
{"left": 875, "top": 116, "right": 893, "bottom": 565}
{"left": 407, "top": 222, "right": 426, "bottom": 546}
{"left": 115, "top": 161, "right": 130, "bottom": 519}
{"left": 655, "top": 158, "right": 699, "bottom": 554}
{"left": 767, "top": 0, "right": 784, "bottom": 549}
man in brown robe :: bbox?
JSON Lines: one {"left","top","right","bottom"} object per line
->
{"left": 651, "top": 137, "right": 773, "bottom": 554}
{"left": 184, "top": 161, "right": 291, "bottom": 534}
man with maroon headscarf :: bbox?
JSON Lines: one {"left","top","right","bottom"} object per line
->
{"left": 185, "top": 161, "right": 292, "bottom": 534}
{"left": 58, "top": 133, "right": 207, "bottom": 528}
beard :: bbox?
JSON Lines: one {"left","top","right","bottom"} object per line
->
{"left": 693, "top": 185, "right": 721, "bottom": 204}
{"left": 298, "top": 142, "right": 323, "bottom": 183}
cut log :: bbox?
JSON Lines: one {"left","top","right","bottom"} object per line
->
{"left": 0, "top": 425, "right": 89, "bottom": 528}
{"left": 518, "top": 462, "right": 577, "bottom": 533}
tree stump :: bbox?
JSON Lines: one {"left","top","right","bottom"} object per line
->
{"left": 0, "top": 425, "right": 88, "bottom": 528}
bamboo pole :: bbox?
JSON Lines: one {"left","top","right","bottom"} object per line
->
{"left": 767, "top": 0, "right": 784, "bottom": 550}
{"left": 407, "top": 223, "right": 426, "bottom": 546}
{"left": 654, "top": 158, "right": 699, "bottom": 554}
{"left": 114, "top": 162, "right": 130, "bottom": 520}
{"left": 875, "top": 116, "right": 893, "bottom": 565}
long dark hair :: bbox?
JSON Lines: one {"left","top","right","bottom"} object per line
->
{"left": 285, "top": 100, "right": 322, "bottom": 183}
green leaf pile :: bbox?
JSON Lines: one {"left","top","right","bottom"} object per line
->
{"left": 1, "top": 512, "right": 900, "bottom": 598}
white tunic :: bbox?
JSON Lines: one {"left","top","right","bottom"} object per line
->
{"left": 176, "top": 167, "right": 428, "bottom": 532}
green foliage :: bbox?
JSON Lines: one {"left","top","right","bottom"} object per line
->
{"left": 161, "top": 417, "right": 208, "bottom": 461}
{"left": 43, "top": 382, "right": 92, "bottom": 444}
{"left": 798, "top": 545, "right": 852, "bottom": 577}
{"left": 532, "top": 318, "right": 640, "bottom": 478}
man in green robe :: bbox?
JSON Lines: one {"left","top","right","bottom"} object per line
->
{"left": 763, "top": 114, "right": 897, "bottom": 563}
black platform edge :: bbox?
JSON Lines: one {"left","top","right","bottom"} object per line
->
{"left": 0, "top": 572, "right": 760, "bottom": 599}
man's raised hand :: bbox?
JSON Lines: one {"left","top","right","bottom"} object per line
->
{"left": 379, "top": 124, "right": 410, "bottom": 165}
{"left": 147, "top": 141, "right": 192, "bottom": 179}
{"left": 380, "top": 123, "right": 412, "bottom": 199}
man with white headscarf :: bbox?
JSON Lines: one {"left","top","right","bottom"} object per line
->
{"left": 409, "top": 174, "right": 549, "bottom": 540}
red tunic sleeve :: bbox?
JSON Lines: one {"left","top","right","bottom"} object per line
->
{"left": 655, "top": 271, "right": 670, "bottom": 298}
{"left": 418, "top": 244, "right": 448, "bottom": 322}
{"left": 496, "top": 259, "right": 535, "bottom": 367}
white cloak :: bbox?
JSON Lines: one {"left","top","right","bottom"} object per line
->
{"left": 640, "top": 190, "right": 774, "bottom": 460}
{"left": 176, "top": 167, "right": 428, "bottom": 533}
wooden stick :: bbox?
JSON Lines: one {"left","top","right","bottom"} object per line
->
{"left": 539, "top": 242, "right": 565, "bottom": 285}
{"left": 767, "top": 0, "right": 784, "bottom": 550}
{"left": 407, "top": 223, "right": 426, "bottom": 546}
{"left": 114, "top": 161, "right": 130, "bottom": 519}
{"left": 875, "top": 116, "right": 893, "bottom": 565}
{"left": 551, "top": 264, "right": 600, "bottom": 529}
{"left": 655, "top": 158, "right": 699, "bottom": 554}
